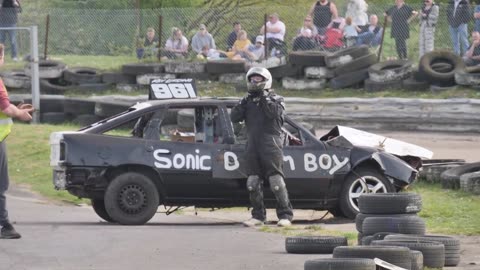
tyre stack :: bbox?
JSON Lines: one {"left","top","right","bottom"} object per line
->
{"left": 282, "top": 50, "right": 332, "bottom": 90}
{"left": 63, "top": 67, "right": 110, "bottom": 92}
{"left": 365, "top": 60, "right": 413, "bottom": 92}
{"left": 418, "top": 50, "right": 465, "bottom": 91}
{"left": 0, "top": 70, "right": 31, "bottom": 92}
{"left": 440, "top": 162, "right": 480, "bottom": 194}
{"left": 418, "top": 159, "right": 466, "bottom": 184}
{"left": 455, "top": 66, "right": 480, "bottom": 89}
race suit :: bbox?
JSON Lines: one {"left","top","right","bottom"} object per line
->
{"left": 230, "top": 90, "right": 293, "bottom": 221}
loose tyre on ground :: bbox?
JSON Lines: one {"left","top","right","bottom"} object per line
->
{"left": 333, "top": 246, "right": 412, "bottom": 270}
{"left": 25, "top": 60, "right": 66, "bottom": 79}
{"left": 338, "top": 166, "right": 395, "bottom": 219}
{"left": 460, "top": 171, "right": 480, "bottom": 195}
{"left": 304, "top": 258, "right": 376, "bottom": 270}
{"left": 324, "top": 45, "right": 370, "bottom": 68}
{"left": 401, "top": 77, "right": 429, "bottom": 91}
{"left": 285, "top": 236, "right": 347, "bottom": 254}
{"left": 1, "top": 70, "right": 31, "bottom": 89}
{"left": 329, "top": 68, "right": 369, "bottom": 89}
{"left": 372, "top": 240, "right": 445, "bottom": 269}
{"left": 364, "top": 78, "right": 402, "bottom": 92}
{"left": 288, "top": 50, "right": 330, "bottom": 67}
{"left": 455, "top": 66, "right": 480, "bottom": 86}
{"left": 63, "top": 67, "right": 102, "bottom": 84}
{"left": 104, "top": 172, "right": 160, "bottom": 225}
{"left": 334, "top": 53, "right": 377, "bottom": 76}
{"left": 358, "top": 193, "right": 422, "bottom": 214}
{"left": 440, "top": 162, "right": 480, "bottom": 190}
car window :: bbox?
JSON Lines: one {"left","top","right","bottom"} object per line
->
{"left": 103, "top": 116, "right": 144, "bottom": 137}
{"left": 143, "top": 106, "right": 225, "bottom": 144}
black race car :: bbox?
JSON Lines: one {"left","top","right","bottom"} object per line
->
{"left": 50, "top": 81, "right": 430, "bottom": 225}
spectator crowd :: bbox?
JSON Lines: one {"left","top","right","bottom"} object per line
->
{"left": 129, "top": 0, "right": 480, "bottom": 66}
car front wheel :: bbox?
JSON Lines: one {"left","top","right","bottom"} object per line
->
{"left": 339, "top": 166, "right": 395, "bottom": 219}
{"left": 104, "top": 172, "right": 159, "bottom": 225}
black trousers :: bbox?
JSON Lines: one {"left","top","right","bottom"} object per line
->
{"left": 395, "top": 37, "right": 408, "bottom": 59}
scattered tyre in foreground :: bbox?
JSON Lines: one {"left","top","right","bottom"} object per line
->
{"left": 304, "top": 258, "right": 376, "bottom": 270}
{"left": 285, "top": 236, "right": 347, "bottom": 254}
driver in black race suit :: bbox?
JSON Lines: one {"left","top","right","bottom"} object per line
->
{"left": 231, "top": 67, "right": 293, "bottom": 227}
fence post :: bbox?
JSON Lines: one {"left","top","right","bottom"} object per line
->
{"left": 30, "top": 25, "right": 40, "bottom": 124}
{"left": 43, "top": 14, "right": 50, "bottom": 60}
{"left": 264, "top": 13, "right": 268, "bottom": 61}
{"left": 377, "top": 15, "right": 388, "bottom": 62}
{"left": 158, "top": 15, "right": 162, "bottom": 62}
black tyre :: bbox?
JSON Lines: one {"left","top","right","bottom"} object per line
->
{"left": 402, "top": 77, "right": 429, "bottom": 91}
{"left": 339, "top": 166, "right": 395, "bottom": 219}
{"left": 368, "top": 60, "right": 413, "bottom": 83}
{"left": 288, "top": 50, "right": 330, "bottom": 67}
{"left": 455, "top": 66, "right": 480, "bottom": 86}
{"left": 431, "top": 62, "right": 454, "bottom": 73}
{"left": 364, "top": 78, "right": 402, "bottom": 92}
{"left": 429, "top": 84, "right": 457, "bottom": 91}
{"left": 358, "top": 193, "right": 422, "bottom": 214}
{"left": 360, "top": 235, "right": 373, "bottom": 246}
{"left": 1, "top": 70, "right": 31, "bottom": 89}
{"left": 334, "top": 53, "right": 377, "bottom": 76}
{"left": 122, "top": 63, "right": 165, "bottom": 75}
{"left": 419, "top": 163, "right": 463, "bottom": 183}
{"left": 325, "top": 45, "right": 370, "bottom": 68}
{"left": 362, "top": 216, "right": 426, "bottom": 235}
{"left": 104, "top": 172, "right": 160, "bottom": 225}
{"left": 372, "top": 240, "right": 445, "bottom": 269}
{"left": 410, "top": 250, "right": 424, "bottom": 270}
{"left": 385, "top": 234, "right": 461, "bottom": 266}
{"left": 285, "top": 236, "right": 347, "bottom": 254}
{"left": 333, "top": 246, "right": 412, "bottom": 270}
{"left": 40, "top": 78, "right": 74, "bottom": 95}
{"left": 91, "top": 199, "right": 115, "bottom": 223}
{"left": 25, "top": 60, "right": 66, "bottom": 79}
{"left": 206, "top": 60, "right": 246, "bottom": 74}
{"left": 460, "top": 171, "right": 480, "bottom": 195}
{"left": 102, "top": 72, "right": 137, "bottom": 84}
{"left": 419, "top": 50, "right": 464, "bottom": 86}
{"left": 70, "top": 83, "right": 111, "bottom": 92}
{"left": 355, "top": 213, "right": 417, "bottom": 233}
{"left": 63, "top": 98, "right": 96, "bottom": 116}
{"left": 63, "top": 67, "right": 102, "bottom": 84}
{"left": 304, "top": 258, "right": 376, "bottom": 270}
{"left": 440, "top": 162, "right": 480, "bottom": 190}
{"left": 268, "top": 64, "right": 302, "bottom": 80}
{"left": 329, "top": 68, "right": 369, "bottom": 89}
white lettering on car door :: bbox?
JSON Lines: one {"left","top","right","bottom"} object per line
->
{"left": 303, "top": 153, "right": 349, "bottom": 175}
{"left": 283, "top": 155, "right": 295, "bottom": 171}
{"left": 153, "top": 149, "right": 211, "bottom": 170}
{"left": 224, "top": 151, "right": 240, "bottom": 171}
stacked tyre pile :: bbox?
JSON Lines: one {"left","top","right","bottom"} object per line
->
{"left": 356, "top": 193, "right": 461, "bottom": 269}
{"left": 418, "top": 159, "right": 480, "bottom": 195}
{"left": 417, "top": 50, "right": 465, "bottom": 91}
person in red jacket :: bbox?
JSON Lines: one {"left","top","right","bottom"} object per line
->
{"left": 0, "top": 44, "right": 34, "bottom": 239}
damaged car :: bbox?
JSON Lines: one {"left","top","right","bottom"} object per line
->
{"left": 50, "top": 79, "right": 432, "bottom": 225}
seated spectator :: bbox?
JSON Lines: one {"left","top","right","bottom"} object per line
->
{"left": 191, "top": 24, "right": 216, "bottom": 55}
{"left": 356, "top": 14, "right": 383, "bottom": 47}
{"left": 200, "top": 45, "right": 227, "bottom": 60}
{"left": 293, "top": 15, "right": 318, "bottom": 51}
{"left": 245, "top": 35, "right": 266, "bottom": 61}
{"left": 260, "top": 13, "right": 287, "bottom": 56}
{"left": 326, "top": 17, "right": 346, "bottom": 31}
{"left": 322, "top": 21, "right": 344, "bottom": 50}
{"left": 162, "top": 27, "right": 189, "bottom": 59}
{"left": 227, "top": 22, "right": 242, "bottom": 51}
{"left": 225, "top": 30, "right": 252, "bottom": 60}
{"left": 463, "top": 31, "right": 480, "bottom": 66}
{"left": 343, "top": 17, "right": 360, "bottom": 47}
{"left": 136, "top": 27, "right": 159, "bottom": 59}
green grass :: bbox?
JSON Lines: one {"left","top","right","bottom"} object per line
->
{"left": 410, "top": 181, "right": 480, "bottom": 236}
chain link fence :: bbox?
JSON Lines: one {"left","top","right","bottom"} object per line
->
{"left": 4, "top": 3, "right": 473, "bottom": 67}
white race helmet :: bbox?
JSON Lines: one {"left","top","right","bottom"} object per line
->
{"left": 246, "top": 67, "right": 272, "bottom": 93}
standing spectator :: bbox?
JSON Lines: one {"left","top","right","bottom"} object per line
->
{"left": 309, "top": 0, "right": 339, "bottom": 35}
{"left": 345, "top": 0, "right": 369, "bottom": 27}
{"left": 475, "top": 0, "right": 480, "bottom": 32}
{"left": 419, "top": 0, "right": 439, "bottom": 58}
{"left": 356, "top": 14, "right": 383, "bottom": 47}
{"left": 260, "top": 13, "right": 287, "bottom": 56}
{"left": 463, "top": 31, "right": 480, "bottom": 66}
{"left": 385, "top": 0, "right": 418, "bottom": 59}
{"left": 191, "top": 24, "right": 216, "bottom": 55}
{"left": 447, "top": 0, "right": 472, "bottom": 56}
{"left": 343, "top": 17, "right": 359, "bottom": 47}
{"left": 162, "top": 27, "right": 189, "bottom": 60}
{"left": 0, "top": 0, "right": 21, "bottom": 61}
{"left": 293, "top": 15, "right": 318, "bottom": 51}
{"left": 136, "top": 27, "right": 159, "bottom": 60}
{"left": 230, "top": 67, "right": 294, "bottom": 228}
{"left": 0, "top": 44, "right": 34, "bottom": 239}
{"left": 227, "top": 22, "right": 241, "bottom": 51}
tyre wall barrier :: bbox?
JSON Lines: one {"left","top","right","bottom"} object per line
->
{"left": 9, "top": 95, "right": 480, "bottom": 134}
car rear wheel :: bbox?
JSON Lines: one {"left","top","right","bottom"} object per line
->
{"left": 91, "top": 199, "right": 115, "bottom": 223}
{"left": 104, "top": 172, "right": 159, "bottom": 225}
{"left": 339, "top": 167, "right": 395, "bottom": 219}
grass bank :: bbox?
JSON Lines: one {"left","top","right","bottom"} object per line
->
{"left": 6, "top": 123, "right": 480, "bottom": 236}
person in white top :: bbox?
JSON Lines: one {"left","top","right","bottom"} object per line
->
{"left": 163, "top": 27, "right": 189, "bottom": 59}
{"left": 260, "top": 13, "right": 287, "bottom": 56}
